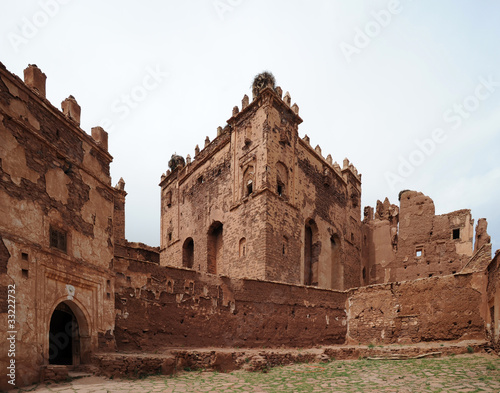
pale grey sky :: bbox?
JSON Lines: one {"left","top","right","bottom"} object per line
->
{"left": 2, "top": 0, "right": 499, "bottom": 252}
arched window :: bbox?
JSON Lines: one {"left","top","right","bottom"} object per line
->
{"left": 242, "top": 165, "right": 255, "bottom": 198}
{"left": 304, "top": 219, "right": 319, "bottom": 286}
{"left": 239, "top": 237, "right": 247, "bottom": 257}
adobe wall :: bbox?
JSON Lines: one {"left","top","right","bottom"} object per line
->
{"left": 113, "top": 258, "right": 348, "bottom": 350}
{"left": 487, "top": 251, "right": 500, "bottom": 347}
{"left": 0, "top": 63, "right": 116, "bottom": 389}
{"left": 363, "top": 191, "right": 480, "bottom": 284}
{"left": 346, "top": 273, "right": 487, "bottom": 344}
{"left": 113, "top": 254, "right": 491, "bottom": 353}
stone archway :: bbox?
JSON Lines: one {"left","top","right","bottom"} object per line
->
{"left": 48, "top": 300, "right": 90, "bottom": 366}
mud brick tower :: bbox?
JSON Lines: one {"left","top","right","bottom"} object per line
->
{"left": 160, "top": 72, "right": 363, "bottom": 290}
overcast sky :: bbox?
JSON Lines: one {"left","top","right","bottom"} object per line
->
{"left": 2, "top": 0, "right": 499, "bottom": 253}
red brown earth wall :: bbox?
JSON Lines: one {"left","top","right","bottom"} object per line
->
{"left": 346, "top": 272, "right": 487, "bottom": 344}
{"left": 113, "top": 257, "right": 348, "bottom": 350}
{"left": 114, "top": 256, "right": 487, "bottom": 352}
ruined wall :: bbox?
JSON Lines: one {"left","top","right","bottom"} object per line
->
{"left": 487, "top": 251, "right": 500, "bottom": 348}
{"left": 346, "top": 272, "right": 487, "bottom": 344}
{"left": 363, "top": 191, "right": 479, "bottom": 284}
{"left": 159, "top": 86, "right": 362, "bottom": 291}
{"left": 114, "top": 258, "right": 347, "bottom": 350}
{"left": 0, "top": 63, "right": 115, "bottom": 389}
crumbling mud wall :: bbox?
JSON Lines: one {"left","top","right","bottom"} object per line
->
{"left": 487, "top": 251, "right": 500, "bottom": 348}
{"left": 114, "top": 258, "right": 348, "bottom": 350}
{"left": 0, "top": 63, "right": 116, "bottom": 390}
{"left": 346, "top": 272, "right": 487, "bottom": 344}
{"left": 362, "top": 191, "right": 487, "bottom": 284}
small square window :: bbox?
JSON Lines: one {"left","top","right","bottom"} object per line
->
{"left": 21, "top": 252, "right": 28, "bottom": 260}
{"left": 416, "top": 249, "right": 423, "bottom": 257}
{"left": 452, "top": 228, "right": 460, "bottom": 240}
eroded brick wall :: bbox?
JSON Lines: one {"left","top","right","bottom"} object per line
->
{"left": 0, "top": 63, "right": 116, "bottom": 389}
{"left": 114, "top": 258, "right": 348, "bottom": 350}
{"left": 362, "top": 191, "right": 482, "bottom": 284}
{"left": 487, "top": 251, "right": 500, "bottom": 348}
{"left": 346, "top": 273, "right": 486, "bottom": 344}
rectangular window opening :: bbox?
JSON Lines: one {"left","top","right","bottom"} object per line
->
{"left": 277, "top": 184, "right": 283, "bottom": 196}
{"left": 50, "top": 227, "right": 67, "bottom": 253}
{"left": 452, "top": 228, "right": 460, "bottom": 240}
{"left": 21, "top": 252, "right": 28, "bottom": 260}
{"left": 22, "top": 269, "right": 29, "bottom": 278}
{"left": 416, "top": 249, "right": 423, "bottom": 257}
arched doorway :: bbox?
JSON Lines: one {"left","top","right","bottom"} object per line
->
{"left": 207, "top": 221, "right": 223, "bottom": 274}
{"left": 182, "top": 237, "right": 194, "bottom": 268}
{"left": 48, "top": 301, "right": 89, "bottom": 366}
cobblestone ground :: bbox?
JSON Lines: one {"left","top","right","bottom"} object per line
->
{"left": 9, "top": 354, "right": 500, "bottom": 393}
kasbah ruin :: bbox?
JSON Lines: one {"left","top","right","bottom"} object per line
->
{"left": 0, "top": 62, "right": 499, "bottom": 390}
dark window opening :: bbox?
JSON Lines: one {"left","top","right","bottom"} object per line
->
{"left": 277, "top": 184, "right": 283, "bottom": 197}
{"left": 168, "top": 232, "right": 172, "bottom": 242}
{"left": 282, "top": 244, "right": 286, "bottom": 255}
{"left": 22, "top": 269, "right": 29, "bottom": 278}
{"left": 362, "top": 267, "right": 366, "bottom": 280}
{"left": 22, "top": 252, "right": 28, "bottom": 260}
{"left": 452, "top": 228, "right": 460, "bottom": 240}
{"left": 198, "top": 176, "right": 204, "bottom": 184}
{"left": 246, "top": 181, "right": 253, "bottom": 196}
{"left": 50, "top": 227, "right": 67, "bottom": 253}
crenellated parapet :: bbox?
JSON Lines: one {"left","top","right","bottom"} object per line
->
{"left": 298, "top": 133, "right": 362, "bottom": 186}
{"left": 17, "top": 64, "right": 111, "bottom": 154}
